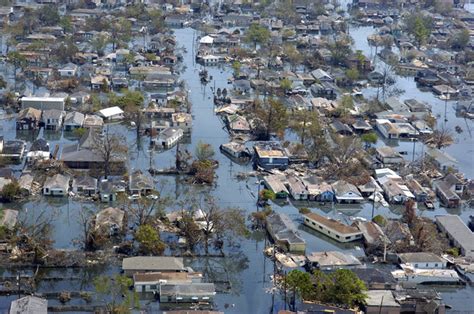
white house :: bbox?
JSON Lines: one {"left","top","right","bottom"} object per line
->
{"left": 64, "top": 111, "right": 85, "bottom": 131}
{"left": 97, "top": 106, "right": 124, "bottom": 121}
{"left": 153, "top": 127, "right": 183, "bottom": 149}
{"left": 303, "top": 213, "right": 363, "bottom": 243}
{"left": 398, "top": 252, "right": 447, "bottom": 269}
{"left": 58, "top": 63, "right": 78, "bottom": 77}
{"left": 43, "top": 174, "right": 70, "bottom": 196}
{"left": 331, "top": 180, "right": 364, "bottom": 203}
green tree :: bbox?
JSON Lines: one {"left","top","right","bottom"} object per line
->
{"left": 254, "top": 98, "right": 288, "bottom": 140}
{"left": 290, "top": 110, "right": 320, "bottom": 145}
{"left": 59, "top": 16, "right": 73, "bottom": 33}
{"left": 195, "top": 141, "right": 215, "bottom": 161}
{"left": 404, "top": 14, "right": 432, "bottom": 47}
{"left": 450, "top": 29, "right": 470, "bottom": 50}
{"left": 361, "top": 132, "right": 377, "bottom": 149}
{"left": 330, "top": 39, "right": 353, "bottom": 66}
{"left": 93, "top": 275, "right": 138, "bottom": 313}
{"left": 135, "top": 224, "right": 165, "bottom": 255}
{"left": 110, "top": 90, "right": 144, "bottom": 109}
{"left": 7, "top": 51, "right": 27, "bottom": 88}
{"left": 286, "top": 270, "right": 314, "bottom": 306}
{"left": 280, "top": 78, "right": 292, "bottom": 93}
{"left": 232, "top": 61, "right": 242, "bottom": 77}
{"left": 91, "top": 34, "right": 109, "bottom": 57}
{"left": 1, "top": 181, "right": 20, "bottom": 202}
{"left": 322, "top": 269, "right": 367, "bottom": 307}
{"left": 245, "top": 23, "right": 270, "bottom": 49}
{"left": 37, "top": 5, "right": 60, "bottom": 26}
{"left": 346, "top": 67, "right": 359, "bottom": 83}
{"left": 109, "top": 17, "right": 132, "bottom": 50}
{"left": 337, "top": 95, "right": 354, "bottom": 118}
{"left": 259, "top": 189, "right": 275, "bottom": 202}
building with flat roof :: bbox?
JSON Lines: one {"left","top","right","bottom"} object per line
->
{"left": 303, "top": 213, "right": 363, "bottom": 243}
{"left": 21, "top": 96, "right": 66, "bottom": 111}
{"left": 253, "top": 142, "right": 289, "bottom": 170}
{"left": 436, "top": 215, "right": 474, "bottom": 258}
{"left": 122, "top": 256, "right": 187, "bottom": 276}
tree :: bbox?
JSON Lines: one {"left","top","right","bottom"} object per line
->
{"left": 232, "top": 61, "right": 242, "bottom": 77}
{"left": 259, "top": 189, "right": 275, "bottom": 202}
{"left": 329, "top": 39, "right": 353, "bottom": 66}
{"left": 361, "top": 132, "right": 377, "bottom": 149}
{"left": 91, "top": 34, "right": 109, "bottom": 57}
{"left": 37, "top": 5, "right": 60, "bottom": 26}
{"left": 124, "top": 103, "right": 144, "bottom": 148}
{"left": 1, "top": 181, "right": 20, "bottom": 202}
{"left": 403, "top": 198, "right": 417, "bottom": 227}
{"left": 179, "top": 210, "right": 202, "bottom": 251}
{"left": 195, "top": 141, "right": 215, "bottom": 161}
{"left": 245, "top": 23, "right": 270, "bottom": 49}
{"left": 290, "top": 110, "right": 320, "bottom": 145}
{"left": 7, "top": 51, "right": 27, "bottom": 89}
{"left": 254, "top": 98, "right": 288, "bottom": 140}
{"left": 53, "top": 38, "right": 78, "bottom": 63}
{"left": 110, "top": 90, "right": 144, "bottom": 109}
{"left": 135, "top": 224, "right": 165, "bottom": 255}
{"left": 59, "top": 16, "right": 73, "bottom": 33}
{"left": 322, "top": 269, "right": 367, "bottom": 308}
{"left": 94, "top": 275, "right": 138, "bottom": 313}
{"left": 450, "top": 29, "right": 470, "bottom": 50}
{"left": 424, "top": 128, "right": 453, "bottom": 149}
{"left": 280, "top": 78, "right": 292, "bottom": 94}
{"left": 404, "top": 14, "right": 432, "bottom": 47}
{"left": 0, "top": 76, "right": 6, "bottom": 89}
{"left": 109, "top": 17, "right": 132, "bottom": 50}
{"left": 337, "top": 95, "right": 354, "bottom": 118}
{"left": 92, "top": 129, "right": 127, "bottom": 179}
{"left": 345, "top": 67, "right": 359, "bottom": 84}
{"left": 286, "top": 270, "right": 314, "bottom": 309}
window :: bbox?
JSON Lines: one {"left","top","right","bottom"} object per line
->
{"left": 336, "top": 235, "right": 340, "bottom": 239}
{"left": 345, "top": 236, "right": 351, "bottom": 240}
{"left": 312, "top": 222, "right": 316, "bottom": 226}
{"left": 150, "top": 285, "right": 157, "bottom": 290}
{"left": 415, "top": 264, "right": 418, "bottom": 268}
{"left": 426, "top": 263, "right": 429, "bottom": 267}
{"left": 305, "top": 218, "right": 309, "bottom": 222}
{"left": 435, "top": 263, "right": 438, "bottom": 267}
{"left": 319, "top": 226, "right": 323, "bottom": 230}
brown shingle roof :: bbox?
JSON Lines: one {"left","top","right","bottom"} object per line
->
{"left": 304, "top": 213, "right": 360, "bottom": 234}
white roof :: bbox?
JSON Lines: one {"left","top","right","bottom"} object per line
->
{"left": 98, "top": 106, "right": 124, "bottom": 118}
{"left": 199, "top": 35, "right": 214, "bottom": 44}
{"left": 21, "top": 96, "right": 66, "bottom": 102}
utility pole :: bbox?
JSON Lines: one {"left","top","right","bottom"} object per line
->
{"left": 371, "top": 185, "right": 376, "bottom": 219}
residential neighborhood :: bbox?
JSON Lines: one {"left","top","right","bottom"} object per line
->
{"left": 0, "top": 0, "right": 473, "bottom": 313}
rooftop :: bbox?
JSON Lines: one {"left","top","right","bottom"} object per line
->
{"left": 122, "top": 256, "right": 185, "bottom": 272}
{"left": 304, "top": 212, "right": 361, "bottom": 235}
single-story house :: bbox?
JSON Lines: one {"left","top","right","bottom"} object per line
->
{"left": 303, "top": 212, "right": 363, "bottom": 243}
{"left": 129, "top": 170, "right": 153, "bottom": 196}
{"left": 266, "top": 213, "right": 306, "bottom": 253}
{"left": 97, "top": 106, "right": 124, "bottom": 121}
{"left": 122, "top": 256, "right": 187, "bottom": 276}
{"left": 152, "top": 127, "right": 183, "bottom": 149}
{"left": 41, "top": 109, "right": 65, "bottom": 131}
{"left": 72, "top": 175, "right": 97, "bottom": 196}
{"left": 64, "top": 111, "right": 85, "bottom": 131}
{"left": 17, "top": 108, "right": 42, "bottom": 130}
{"left": 331, "top": 180, "right": 364, "bottom": 203}
{"left": 43, "top": 174, "right": 70, "bottom": 196}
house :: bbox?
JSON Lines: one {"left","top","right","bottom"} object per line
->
{"left": 438, "top": 173, "right": 466, "bottom": 196}
{"left": 392, "top": 289, "right": 447, "bottom": 314}
{"left": 391, "top": 267, "right": 461, "bottom": 284}
{"left": 90, "top": 75, "right": 110, "bottom": 91}
{"left": 375, "top": 146, "right": 404, "bottom": 166}
{"left": 72, "top": 176, "right": 97, "bottom": 196}
{"left": 353, "top": 220, "right": 389, "bottom": 254}
{"left": 351, "top": 119, "right": 373, "bottom": 133}
{"left": 18, "top": 174, "right": 34, "bottom": 196}
{"left": 58, "top": 63, "right": 78, "bottom": 77}
{"left": 331, "top": 120, "right": 353, "bottom": 135}
{"left": 0, "top": 137, "right": 26, "bottom": 162}
{"left": 352, "top": 268, "right": 397, "bottom": 290}
{"left": 133, "top": 272, "right": 203, "bottom": 293}
{"left": 303, "top": 177, "right": 334, "bottom": 202}
{"left": 83, "top": 114, "right": 104, "bottom": 129}
{"left": 64, "top": 111, "right": 85, "bottom": 131}
{"left": 219, "top": 142, "right": 251, "bottom": 159}
{"left": 21, "top": 96, "right": 66, "bottom": 111}
{"left": 266, "top": 213, "right": 306, "bottom": 253}
{"left": 42, "top": 174, "right": 70, "bottom": 196}
{"left": 331, "top": 180, "right": 364, "bottom": 203}
{"left": 425, "top": 148, "right": 458, "bottom": 172}
{"left": 152, "top": 127, "right": 183, "bottom": 149}
{"left": 436, "top": 215, "right": 474, "bottom": 258}
{"left": 159, "top": 283, "right": 216, "bottom": 303}
{"left": 310, "top": 81, "right": 337, "bottom": 100}
{"left": 97, "top": 106, "right": 124, "bottom": 121}
{"left": 380, "top": 178, "right": 415, "bottom": 204}
{"left": 375, "top": 119, "right": 419, "bottom": 139}
{"left": 9, "top": 296, "right": 48, "bottom": 314}
{"left": 405, "top": 178, "right": 428, "bottom": 202}
{"left": 433, "top": 180, "right": 460, "bottom": 208}
{"left": 226, "top": 114, "right": 251, "bottom": 133}
{"left": 398, "top": 252, "right": 447, "bottom": 269}
{"left": 122, "top": 256, "right": 187, "bottom": 276}
{"left": 303, "top": 213, "right": 363, "bottom": 243}
{"left": 41, "top": 109, "right": 65, "bottom": 131}
{"left": 92, "top": 207, "right": 125, "bottom": 236}
{"left": 305, "top": 251, "right": 361, "bottom": 270}
{"left": 286, "top": 176, "right": 308, "bottom": 201}
{"left": 311, "top": 68, "right": 334, "bottom": 83}
{"left": 16, "top": 108, "right": 42, "bottom": 130}
{"left": 26, "top": 139, "right": 50, "bottom": 163}
{"left": 263, "top": 175, "right": 289, "bottom": 199}
{"left": 171, "top": 113, "right": 192, "bottom": 133}
{"left": 364, "top": 290, "right": 400, "bottom": 314}
{"left": 129, "top": 170, "right": 153, "bottom": 196}
{"left": 98, "top": 180, "right": 118, "bottom": 203}
{"left": 253, "top": 142, "right": 289, "bottom": 170}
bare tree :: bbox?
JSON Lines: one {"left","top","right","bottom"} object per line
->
{"left": 424, "top": 127, "right": 454, "bottom": 149}
{"left": 92, "top": 129, "right": 127, "bottom": 179}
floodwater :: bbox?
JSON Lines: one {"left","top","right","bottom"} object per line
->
{"left": 0, "top": 25, "right": 473, "bottom": 312}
